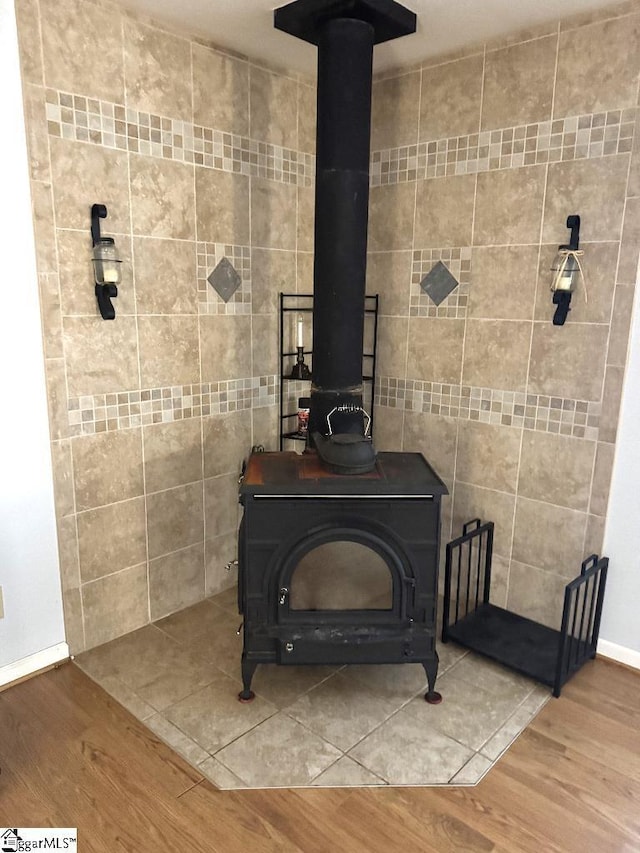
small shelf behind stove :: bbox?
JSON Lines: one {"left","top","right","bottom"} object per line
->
{"left": 278, "top": 292, "right": 379, "bottom": 450}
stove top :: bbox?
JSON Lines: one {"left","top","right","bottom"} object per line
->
{"left": 241, "top": 451, "right": 449, "bottom": 497}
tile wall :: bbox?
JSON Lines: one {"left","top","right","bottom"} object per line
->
{"left": 17, "top": 0, "right": 640, "bottom": 649}
{"left": 16, "top": 0, "right": 316, "bottom": 651}
{"left": 369, "top": 1, "right": 640, "bottom": 628}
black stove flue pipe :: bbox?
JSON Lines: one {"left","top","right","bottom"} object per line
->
{"left": 309, "top": 17, "right": 373, "bottom": 442}
{"left": 275, "top": 0, "right": 416, "bottom": 472}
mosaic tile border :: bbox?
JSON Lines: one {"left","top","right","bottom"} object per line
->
{"left": 44, "top": 89, "right": 634, "bottom": 190}
{"left": 375, "top": 377, "right": 600, "bottom": 440}
{"left": 196, "top": 243, "right": 251, "bottom": 315}
{"left": 45, "top": 89, "right": 314, "bottom": 187}
{"left": 411, "top": 248, "right": 472, "bottom": 318}
{"left": 68, "top": 376, "right": 277, "bottom": 435}
{"left": 371, "top": 108, "right": 636, "bottom": 186}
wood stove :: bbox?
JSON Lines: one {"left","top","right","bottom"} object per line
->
{"left": 238, "top": 451, "right": 447, "bottom": 702}
{"left": 235, "top": 0, "right": 448, "bottom": 703}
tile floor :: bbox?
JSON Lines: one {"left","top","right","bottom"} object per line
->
{"left": 75, "top": 585, "right": 550, "bottom": 789}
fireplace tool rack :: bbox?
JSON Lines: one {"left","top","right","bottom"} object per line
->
{"left": 442, "top": 519, "right": 608, "bottom": 697}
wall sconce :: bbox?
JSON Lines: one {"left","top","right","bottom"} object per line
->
{"left": 550, "top": 215, "right": 584, "bottom": 326}
{"left": 91, "top": 203, "right": 121, "bottom": 320}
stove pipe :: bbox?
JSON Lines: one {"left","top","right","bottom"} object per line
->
{"left": 311, "top": 17, "right": 372, "bottom": 441}
{"left": 275, "top": 0, "right": 416, "bottom": 473}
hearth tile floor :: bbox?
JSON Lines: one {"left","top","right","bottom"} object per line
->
{"left": 75, "top": 586, "right": 550, "bottom": 789}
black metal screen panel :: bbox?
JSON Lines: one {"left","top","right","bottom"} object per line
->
{"left": 442, "top": 518, "right": 494, "bottom": 637}
{"left": 555, "top": 554, "right": 608, "bottom": 696}
{"left": 442, "top": 518, "right": 608, "bottom": 697}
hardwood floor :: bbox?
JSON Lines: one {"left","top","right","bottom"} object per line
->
{"left": 0, "top": 658, "right": 638, "bottom": 852}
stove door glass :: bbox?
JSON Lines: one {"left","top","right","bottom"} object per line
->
{"left": 289, "top": 540, "right": 393, "bottom": 611}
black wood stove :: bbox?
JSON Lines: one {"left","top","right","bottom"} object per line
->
{"left": 238, "top": 451, "right": 447, "bottom": 702}
{"left": 236, "top": 0, "right": 448, "bottom": 703}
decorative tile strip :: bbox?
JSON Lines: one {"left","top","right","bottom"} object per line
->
{"left": 411, "top": 248, "right": 472, "bottom": 318}
{"left": 375, "top": 377, "right": 600, "bottom": 440}
{"left": 68, "top": 376, "right": 277, "bottom": 435}
{"left": 371, "top": 108, "right": 636, "bottom": 186}
{"left": 196, "top": 242, "right": 251, "bottom": 314}
{"left": 45, "top": 89, "right": 315, "bottom": 187}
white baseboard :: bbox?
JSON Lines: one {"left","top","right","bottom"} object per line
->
{"left": 597, "top": 639, "right": 640, "bottom": 671}
{"left": 0, "top": 642, "right": 69, "bottom": 689}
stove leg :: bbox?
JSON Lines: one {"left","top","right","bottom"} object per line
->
{"left": 423, "top": 659, "right": 442, "bottom": 704}
{"left": 238, "top": 657, "right": 257, "bottom": 703}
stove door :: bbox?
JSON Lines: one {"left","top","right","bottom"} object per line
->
{"left": 277, "top": 525, "right": 414, "bottom": 625}
{"left": 275, "top": 527, "right": 430, "bottom": 665}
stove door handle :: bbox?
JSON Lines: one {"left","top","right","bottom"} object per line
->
{"left": 279, "top": 587, "right": 289, "bottom": 606}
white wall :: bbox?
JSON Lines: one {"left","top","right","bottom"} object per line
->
{"left": 0, "top": 0, "right": 66, "bottom": 671}
{"left": 601, "top": 261, "right": 640, "bottom": 663}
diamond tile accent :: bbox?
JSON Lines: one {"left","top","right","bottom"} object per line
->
{"left": 197, "top": 243, "right": 251, "bottom": 314}
{"left": 412, "top": 248, "right": 471, "bottom": 318}
{"left": 208, "top": 257, "right": 241, "bottom": 303}
{"left": 420, "top": 261, "right": 459, "bottom": 306}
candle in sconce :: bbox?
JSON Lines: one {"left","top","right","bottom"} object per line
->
{"left": 297, "top": 315, "right": 304, "bottom": 348}
{"left": 93, "top": 238, "right": 122, "bottom": 285}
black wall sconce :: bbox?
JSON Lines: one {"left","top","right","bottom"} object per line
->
{"left": 550, "top": 215, "right": 583, "bottom": 326}
{"left": 91, "top": 204, "right": 122, "bottom": 320}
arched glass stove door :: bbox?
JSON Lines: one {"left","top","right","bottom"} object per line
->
{"left": 277, "top": 526, "right": 414, "bottom": 623}
{"left": 289, "top": 539, "right": 393, "bottom": 611}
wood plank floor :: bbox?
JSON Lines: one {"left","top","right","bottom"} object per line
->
{"left": 0, "top": 658, "right": 639, "bottom": 852}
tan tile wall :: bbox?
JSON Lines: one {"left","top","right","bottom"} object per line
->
{"left": 20, "top": 0, "right": 640, "bottom": 648}
{"left": 16, "top": 0, "right": 315, "bottom": 652}
{"left": 370, "top": 4, "right": 640, "bottom": 629}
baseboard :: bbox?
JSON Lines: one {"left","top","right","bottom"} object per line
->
{"left": 0, "top": 642, "right": 70, "bottom": 690}
{"left": 597, "top": 639, "right": 640, "bottom": 671}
